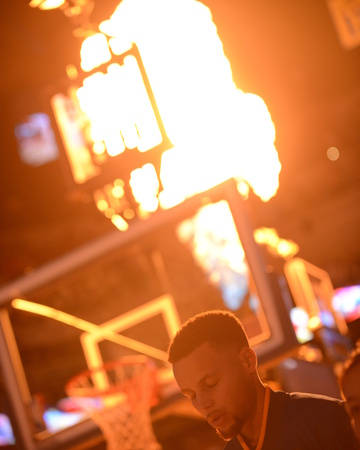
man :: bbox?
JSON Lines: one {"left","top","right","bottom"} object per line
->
{"left": 339, "top": 342, "right": 360, "bottom": 443}
{"left": 168, "top": 310, "right": 360, "bottom": 449}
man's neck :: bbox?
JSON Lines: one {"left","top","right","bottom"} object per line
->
{"left": 237, "top": 384, "right": 269, "bottom": 450}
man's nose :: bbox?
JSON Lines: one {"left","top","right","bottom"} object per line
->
{"left": 194, "top": 392, "right": 214, "bottom": 413}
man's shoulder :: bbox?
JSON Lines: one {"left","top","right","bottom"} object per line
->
{"left": 271, "top": 388, "right": 343, "bottom": 406}
{"left": 266, "top": 389, "right": 360, "bottom": 449}
{"left": 270, "top": 388, "right": 346, "bottom": 419}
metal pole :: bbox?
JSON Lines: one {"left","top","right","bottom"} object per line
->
{"left": 0, "top": 308, "right": 36, "bottom": 450}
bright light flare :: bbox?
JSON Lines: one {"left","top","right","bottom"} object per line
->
{"left": 254, "top": 227, "right": 299, "bottom": 259}
{"left": 69, "top": 0, "right": 282, "bottom": 219}
{"left": 96, "top": 0, "right": 281, "bottom": 206}
{"left": 76, "top": 55, "right": 163, "bottom": 162}
{"left": 111, "top": 214, "right": 129, "bottom": 231}
{"left": 308, "top": 315, "right": 322, "bottom": 331}
{"left": 80, "top": 33, "right": 112, "bottom": 72}
{"left": 130, "top": 164, "right": 160, "bottom": 212}
{"left": 29, "top": 0, "right": 65, "bottom": 10}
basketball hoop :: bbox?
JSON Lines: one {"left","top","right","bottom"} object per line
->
{"left": 65, "top": 355, "right": 162, "bottom": 449}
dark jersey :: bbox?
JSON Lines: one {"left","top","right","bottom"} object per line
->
{"left": 224, "top": 389, "right": 360, "bottom": 450}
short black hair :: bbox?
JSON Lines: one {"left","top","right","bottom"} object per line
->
{"left": 168, "top": 309, "right": 249, "bottom": 364}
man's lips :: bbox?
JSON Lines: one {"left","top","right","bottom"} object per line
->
{"left": 207, "top": 412, "right": 226, "bottom": 428}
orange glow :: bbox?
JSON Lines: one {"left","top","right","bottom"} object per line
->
{"left": 93, "top": 141, "right": 106, "bottom": 155}
{"left": 111, "top": 214, "right": 129, "bottom": 231}
{"left": 130, "top": 164, "right": 159, "bottom": 212}
{"left": 123, "top": 208, "right": 135, "bottom": 220}
{"left": 80, "top": 33, "right": 112, "bottom": 72}
{"left": 327, "top": 146, "right": 340, "bottom": 161}
{"left": 254, "top": 227, "right": 299, "bottom": 259}
{"left": 95, "top": 198, "right": 108, "bottom": 212}
{"left": 112, "top": 184, "right": 124, "bottom": 199}
{"left": 308, "top": 315, "right": 322, "bottom": 331}
{"left": 66, "top": 64, "right": 78, "bottom": 80}
{"left": 62, "top": 0, "right": 281, "bottom": 221}
{"left": 29, "top": 0, "right": 65, "bottom": 10}
{"left": 96, "top": 0, "right": 281, "bottom": 207}
{"left": 93, "top": 179, "right": 131, "bottom": 225}
{"left": 76, "top": 55, "right": 164, "bottom": 163}
{"left": 177, "top": 200, "right": 248, "bottom": 284}
{"left": 176, "top": 200, "right": 272, "bottom": 332}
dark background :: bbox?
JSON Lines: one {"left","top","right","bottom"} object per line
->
{"left": 1, "top": 0, "right": 360, "bottom": 290}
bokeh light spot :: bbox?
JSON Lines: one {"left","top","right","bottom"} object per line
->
{"left": 327, "top": 146, "right": 340, "bottom": 161}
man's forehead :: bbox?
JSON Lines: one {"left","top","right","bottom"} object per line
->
{"left": 173, "top": 341, "right": 215, "bottom": 367}
{"left": 172, "top": 342, "right": 236, "bottom": 384}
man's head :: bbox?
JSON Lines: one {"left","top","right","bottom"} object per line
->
{"left": 168, "top": 309, "right": 249, "bottom": 364}
{"left": 339, "top": 343, "right": 360, "bottom": 443}
{"left": 168, "top": 310, "right": 260, "bottom": 441}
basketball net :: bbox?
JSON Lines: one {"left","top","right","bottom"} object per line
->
{"left": 66, "top": 356, "right": 162, "bottom": 450}
{"left": 92, "top": 402, "right": 161, "bottom": 450}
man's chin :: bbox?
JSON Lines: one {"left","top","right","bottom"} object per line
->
{"left": 215, "top": 425, "right": 237, "bottom": 441}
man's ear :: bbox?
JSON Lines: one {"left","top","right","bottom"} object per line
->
{"left": 239, "top": 347, "right": 257, "bottom": 373}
